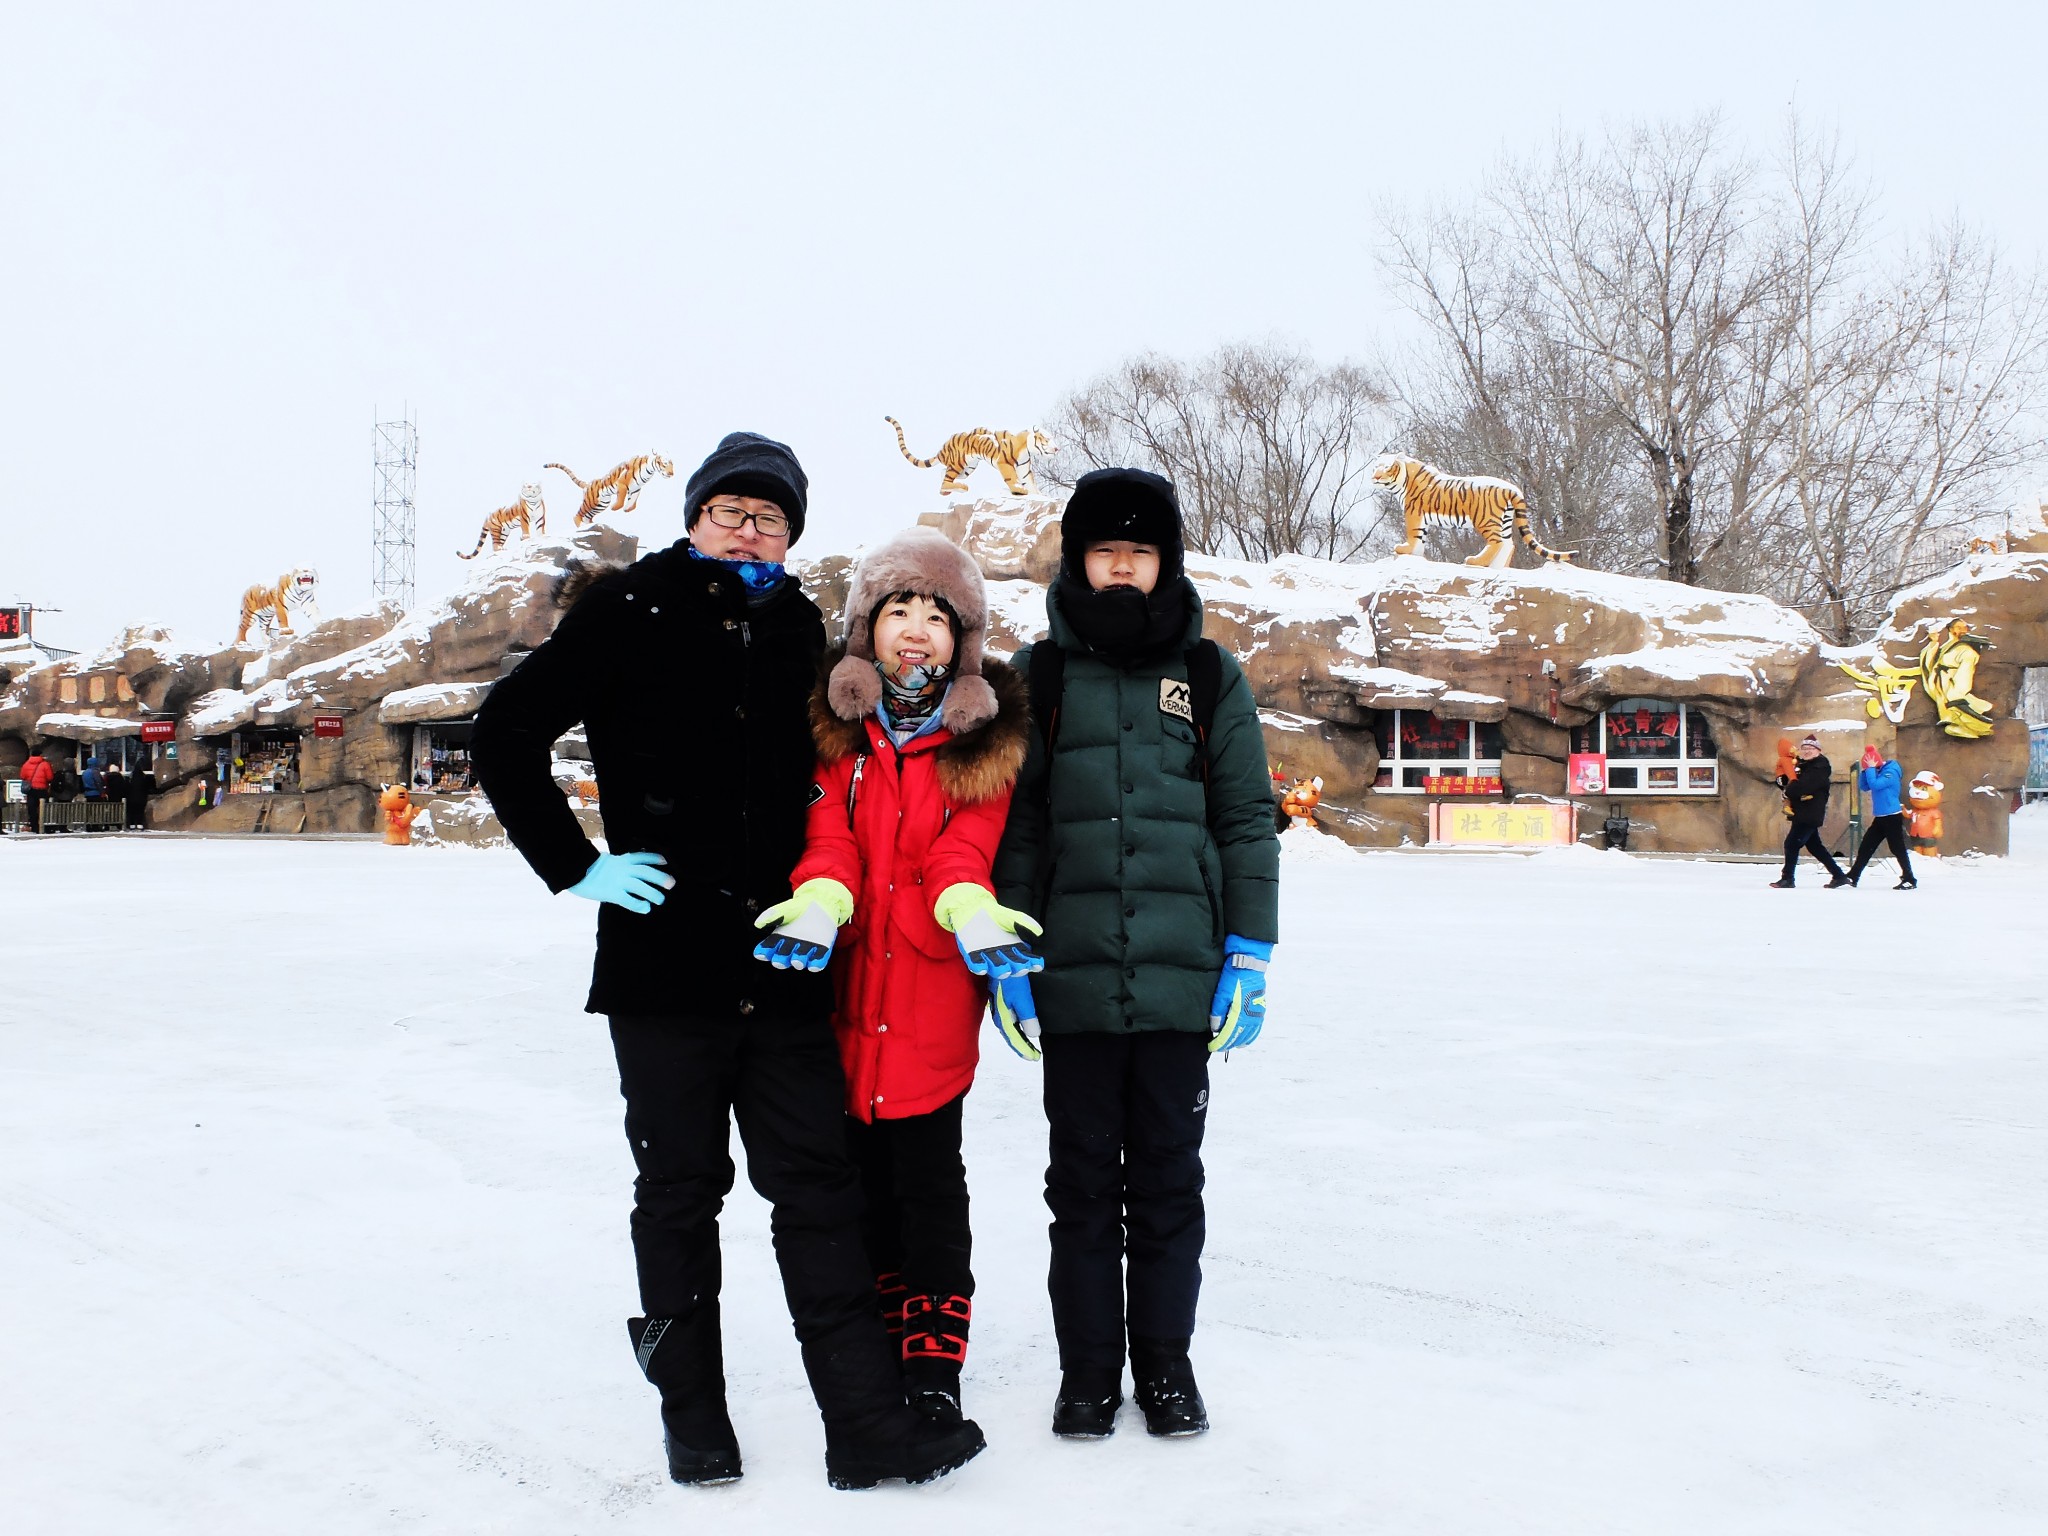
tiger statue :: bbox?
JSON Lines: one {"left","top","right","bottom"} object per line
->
{"left": 236, "top": 568, "right": 320, "bottom": 645}
{"left": 457, "top": 483, "right": 547, "bottom": 559}
{"left": 544, "top": 454, "right": 674, "bottom": 528}
{"left": 1966, "top": 534, "right": 2007, "bottom": 555}
{"left": 886, "top": 417, "right": 1050, "bottom": 497}
{"left": 1371, "top": 455, "right": 1575, "bottom": 569}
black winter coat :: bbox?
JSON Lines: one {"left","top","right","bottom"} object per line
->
{"left": 1782, "top": 753, "right": 1833, "bottom": 829}
{"left": 471, "top": 541, "right": 832, "bottom": 1021}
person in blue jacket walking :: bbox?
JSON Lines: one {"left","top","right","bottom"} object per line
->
{"left": 1844, "top": 744, "right": 1917, "bottom": 889}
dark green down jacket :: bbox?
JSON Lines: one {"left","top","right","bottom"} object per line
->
{"left": 992, "top": 578, "right": 1280, "bottom": 1034}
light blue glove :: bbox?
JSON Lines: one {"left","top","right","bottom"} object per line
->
{"left": 567, "top": 851, "right": 674, "bottom": 915}
{"left": 1209, "top": 935, "right": 1272, "bottom": 1054}
{"left": 990, "top": 973, "right": 1041, "bottom": 1062}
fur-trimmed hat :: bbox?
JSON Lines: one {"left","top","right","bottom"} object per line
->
{"left": 826, "top": 526, "right": 997, "bottom": 733}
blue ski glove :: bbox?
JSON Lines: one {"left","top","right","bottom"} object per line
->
{"left": 752, "top": 878, "right": 855, "bottom": 971}
{"left": 933, "top": 883, "right": 1044, "bottom": 979}
{"left": 1209, "top": 935, "right": 1272, "bottom": 1054}
{"left": 568, "top": 851, "right": 675, "bottom": 914}
{"left": 990, "top": 973, "right": 1042, "bottom": 1062}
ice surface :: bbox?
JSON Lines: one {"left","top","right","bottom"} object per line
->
{"left": 5, "top": 818, "right": 2047, "bottom": 1532}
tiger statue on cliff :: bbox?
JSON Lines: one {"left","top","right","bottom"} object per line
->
{"left": 886, "top": 417, "right": 1050, "bottom": 497}
{"left": 1371, "top": 455, "right": 1575, "bottom": 569}
{"left": 236, "top": 568, "right": 320, "bottom": 645}
{"left": 457, "top": 483, "right": 547, "bottom": 559}
{"left": 544, "top": 454, "right": 674, "bottom": 527}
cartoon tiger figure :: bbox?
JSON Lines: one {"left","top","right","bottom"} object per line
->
{"left": 236, "top": 568, "right": 320, "bottom": 645}
{"left": 543, "top": 454, "right": 674, "bottom": 528}
{"left": 457, "top": 483, "right": 547, "bottom": 559}
{"left": 886, "top": 417, "right": 1050, "bottom": 497}
{"left": 1371, "top": 455, "right": 1575, "bottom": 569}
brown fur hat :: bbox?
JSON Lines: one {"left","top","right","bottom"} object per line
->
{"left": 826, "top": 526, "right": 997, "bottom": 732}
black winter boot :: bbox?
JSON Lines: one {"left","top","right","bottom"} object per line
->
{"left": 1050, "top": 1365, "right": 1123, "bottom": 1438}
{"left": 1131, "top": 1337, "right": 1208, "bottom": 1438}
{"left": 802, "top": 1323, "right": 985, "bottom": 1490}
{"left": 628, "top": 1313, "right": 742, "bottom": 1485}
{"left": 902, "top": 1293, "right": 971, "bottom": 1426}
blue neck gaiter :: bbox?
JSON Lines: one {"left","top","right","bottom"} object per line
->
{"left": 688, "top": 545, "right": 788, "bottom": 605}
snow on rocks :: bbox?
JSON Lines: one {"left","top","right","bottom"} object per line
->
{"left": 377, "top": 682, "right": 496, "bottom": 725}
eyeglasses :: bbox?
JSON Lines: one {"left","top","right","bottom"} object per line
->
{"left": 702, "top": 502, "right": 790, "bottom": 537}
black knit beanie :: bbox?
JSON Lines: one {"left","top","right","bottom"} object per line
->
{"left": 1059, "top": 467, "right": 1185, "bottom": 583}
{"left": 684, "top": 431, "right": 810, "bottom": 545}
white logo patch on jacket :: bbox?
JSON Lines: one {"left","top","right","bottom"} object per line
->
{"left": 1159, "top": 678, "right": 1193, "bottom": 723}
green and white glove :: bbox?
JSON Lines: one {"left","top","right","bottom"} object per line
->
{"left": 752, "top": 878, "right": 855, "bottom": 972}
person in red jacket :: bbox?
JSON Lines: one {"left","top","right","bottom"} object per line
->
{"left": 752, "top": 526, "right": 1037, "bottom": 1430}
{"left": 19, "top": 745, "right": 55, "bottom": 833}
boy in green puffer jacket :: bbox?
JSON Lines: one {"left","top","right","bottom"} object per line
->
{"left": 992, "top": 467, "right": 1280, "bottom": 1441}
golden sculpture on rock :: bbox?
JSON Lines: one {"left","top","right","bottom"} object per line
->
{"left": 886, "top": 417, "right": 1049, "bottom": 497}
{"left": 1371, "top": 455, "right": 1575, "bottom": 569}
{"left": 1838, "top": 619, "right": 1997, "bottom": 740}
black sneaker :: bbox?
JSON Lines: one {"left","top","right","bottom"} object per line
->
{"left": 1051, "top": 1367, "right": 1123, "bottom": 1438}
{"left": 1132, "top": 1355, "right": 1209, "bottom": 1438}
{"left": 1896, "top": 877, "right": 1918, "bottom": 890}
{"left": 1824, "top": 875, "right": 1853, "bottom": 888}
{"left": 1768, "top": 878, "right": 1796, "bottom": 889}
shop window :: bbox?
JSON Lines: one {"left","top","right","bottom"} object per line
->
{"left": 410, "top": 721, "right": 477, "bottom": 794}
{"left": 228, "top": 729, "right": 301, "bottom": 794}
{"left": 1373, "top": 710, "right": 1504, "bottom": 793}
{"left": 1570, "top": 699, "right": 1719, "bottom": 794}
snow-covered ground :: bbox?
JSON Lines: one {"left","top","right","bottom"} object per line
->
{"left": 5, "top": 816, "right": 2046, "bottom": 1534}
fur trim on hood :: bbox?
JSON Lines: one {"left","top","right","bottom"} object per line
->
{"left": 812, "top": 648, "right": 1029, "bottom": 806}
{"left": 552, "top": 559, "right": 628, "bottom": 611}
{"left": 825, "top": 526, "right": 998, "bottom": 733}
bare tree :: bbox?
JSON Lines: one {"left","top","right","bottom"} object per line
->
{"left": 1046, "top": 341, "right": 1395, "bottom": 562}
{"left": 1381, "top": 113, "right": 2048, "bottom": 632}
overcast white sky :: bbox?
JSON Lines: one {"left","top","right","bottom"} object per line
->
{"left": 4, "top": 2, "right": 2044, "bottom": 653}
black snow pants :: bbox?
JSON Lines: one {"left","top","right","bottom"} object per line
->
{"left": 1781, "top": 823, "right": 1845, "bottom": 883}
{"left": 609, "top": 1012, "right": 905, "bottom": 1441}
{"left": 24, "top": 787, "right": 47, "bottom": 832}
{"left": 846, "top": 1093, "right": 974, "bottom": 1302}
{"left": 1847, "top": 812, "right": 1914, "bottom": 884}
{"left": 1042, "top": 1031, "right": 1211, "bottom": 1371}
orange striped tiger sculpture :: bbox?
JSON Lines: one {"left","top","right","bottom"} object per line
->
{"left": 544, "top": 454, "right": 674, "bottom": 528}
{"left": 886, "top": 417, "right": 1050, "bottom": 497}
{"left": 236, "top": 568, "right": 320, "bottom": 645}
{"left": 1371, "top": 455, "right": 1575, "bottom": 569}
{"left": 457, "top": 483, "right": 547, "bottom": 559}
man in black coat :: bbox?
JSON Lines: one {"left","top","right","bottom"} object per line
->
{"left": 1771, "top": 733, "right": 1849, "bottom": 888}
{"left": 471, "top": 432, "right": 982, "bottom": 1491}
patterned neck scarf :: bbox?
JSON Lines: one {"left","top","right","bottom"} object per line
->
{"left": 875, "top": 656, "right": 951, "bottom": 741}
{"left": 687, "top": 545, "right": 787, "bottom": 605}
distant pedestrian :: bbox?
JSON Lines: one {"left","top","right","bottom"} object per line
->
{"left": 81, "top": 756, "right": 107, "bottom": 801}
{"left": 1771, "top": 734, "right": 1848, "bottom": 888}
{"left": 19, "top": 745, "right": 54, "bottom": 833}
{"left": 1845, "top": 745, "right": 1916, "bottom": 889}
{"left": 125, "top": 765, "right": 151, "bottom": 829}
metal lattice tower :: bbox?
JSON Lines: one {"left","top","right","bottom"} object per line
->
{"left": 372, "top": 411, "right": 419, "bottom": 611}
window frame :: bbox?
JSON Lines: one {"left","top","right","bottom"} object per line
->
{"left": 1373, "top": 709, "right": 1505, "bottom": 795}
{"left": 1576, "top": 699, "right": 1721, "bottom": 796}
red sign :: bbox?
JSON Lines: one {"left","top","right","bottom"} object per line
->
{"left": 313, "top": 714, "right": 345, "bottom": 738}
{"left": 140, "top": 720, "right": 176, "bottom": 742}
{"left": 1568, "top": 753, "right": 1608, "bottom": 794}
{"left": 0, "top": 608, "right": 21, "bottom": 639}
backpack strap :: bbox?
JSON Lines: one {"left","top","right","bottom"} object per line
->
{"left": 1186, "top": 639, "right": 1223, "bottom": 773}
{"left": 1026, "top": 642, "right": 1066, "bottom": 756}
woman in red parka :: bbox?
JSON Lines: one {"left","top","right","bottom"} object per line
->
{"left": 752, "top": 526, "right": 1037, "bottom": 1429}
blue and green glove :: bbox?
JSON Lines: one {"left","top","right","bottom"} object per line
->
{"left": 567, "top": 851, "right": 675, "bottom": 914}
{"left": 752, "top": 878, "right": 855, "bottom": 971}
{"left": 990, "top": 973, "right": 1041, "bottom": 1062}
{"left": 1209, "top": 935, "right": 1272, "bottom": 1054}
{"left": 933, "top": 883, "right": 1044, "bottom": 980}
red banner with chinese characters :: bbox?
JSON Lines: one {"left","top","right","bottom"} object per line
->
{"left": 313, "top": 715, "right": 345, "bottom": 738}
{"left": 140, "top": 720, "right": 176, "bottom": 742}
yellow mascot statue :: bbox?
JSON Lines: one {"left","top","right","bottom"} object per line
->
{"left": 1905, "top": 771, "right": 1944, "bottom": 858}
{"left": 379, "top": 784, "right": 420, "bottom": 846}
{"left": 1279, "top": 774, "right": 1324, "bottom": 829}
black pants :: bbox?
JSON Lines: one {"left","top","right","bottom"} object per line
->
{"left": 1846, "top": 812, "right": 1914, "bottom": 884}
{"left": 1781, "top": 823, "right": 1845, "bottom": 882}
{"left": 1042, "top": 1030, "right": 1211, "bottom": 1371}
{"left": 845, "top": 1095, "right": 974, "bottom": 1301}
{"left": 609, "top": 1012, "right": 898, "bottom": 1432}
{"left": 24, "top": 788, "right": 47, "bottom": 832}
